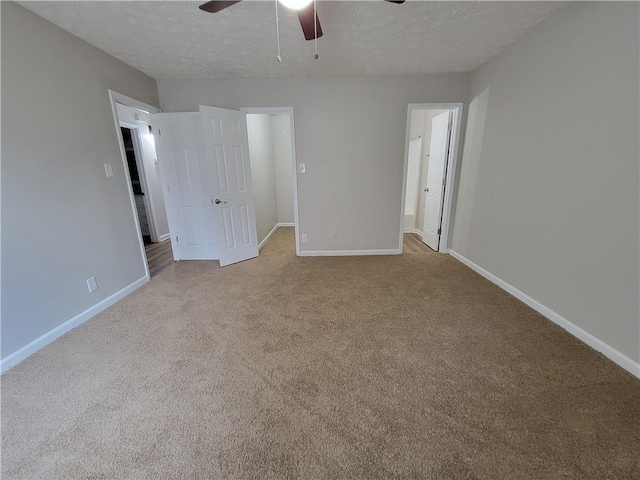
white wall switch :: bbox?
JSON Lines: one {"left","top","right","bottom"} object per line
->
{"left": 86, "top": 276, "right": 98, "bottom": 293}
{"left": 301, "top": 233, "right": 308, "bottom": 243}
{"left": 299, "top": 163, "right": 306, "bottom": 174}
{"left": 330, "top": 230, "right": 337, "bottom": 238}
{"left": 104, "top": 163, "right": 114, "bottom": 178}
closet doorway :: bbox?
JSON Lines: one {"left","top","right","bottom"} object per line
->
{"left": 242, "top": 107, "right": 300, "bottom": 255}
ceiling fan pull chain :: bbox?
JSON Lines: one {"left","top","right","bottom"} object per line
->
{"left": 275, "top": 0, "right": 282, "bottom": 62}
{"left": 313, "top": 0, "right": 318, "bottom": 59}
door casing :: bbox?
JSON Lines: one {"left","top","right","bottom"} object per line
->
{"left": 108, "top": 90, "right": 163, "bottom": 280}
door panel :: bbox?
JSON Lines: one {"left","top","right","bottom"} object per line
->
{"left": 422, "top": 111, "right": 452, "bottom": 251}
{"left": 156, "top": 113, "right": 219, "bottom": 260}
{"left": 200, "top": 106, "right": 258, "bottom": 266}
{"left": 174, "top": 148, "right": 193, "bottom": 191}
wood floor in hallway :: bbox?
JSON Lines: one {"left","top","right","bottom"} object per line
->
{"left": 145, "top": 240, "right": 173, "bottom": 277}
{"left": 402, "top": 232, "right": 435, "bottom": 253}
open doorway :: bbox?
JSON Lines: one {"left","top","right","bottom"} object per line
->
{"left": 120, "top": 127, "right": 151, "bottom": 244}
{"left": 401, "top": 103, "right": 463, "bottom": 253}
{"left": 109, "top": 91, "right": 173, "bottom": 278}
{"left": 243, "top": 107, "right": 299, "bottom": 255}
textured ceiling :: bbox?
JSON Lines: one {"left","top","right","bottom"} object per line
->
{"left": 19, "top": 1, "right": 566, "bottom": 79}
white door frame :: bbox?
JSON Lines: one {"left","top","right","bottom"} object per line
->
{"left": 240, "top": 107, "right": 301, "bottom": 256}
{"left": 399, "top": 103, "right": 463, "bottom": 253}
{"left": 108, "top": 90, "right": 162, "bottom": 279}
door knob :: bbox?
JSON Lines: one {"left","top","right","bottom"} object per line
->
{"left": 214, "top": 199, "right": 227, "bottom": 205}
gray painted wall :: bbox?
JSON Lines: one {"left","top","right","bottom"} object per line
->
{"left": 157, "top": 74, "right": 469, "bottom": 252}
{"left": 451, "top": 2, "right": 640, "bottom": 363}
{"left": 246, "top": 114, "right": 279, "bottom": 244}
{"left": 272, "top": 114, "right": 295, "bottom": 225}
{"left": 1, "top": 3, "right": 160, "bottom": 358}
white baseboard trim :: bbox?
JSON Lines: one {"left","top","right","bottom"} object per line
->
{"left": 449, "top": 250, "right": 640, "bottom": 379}
{"left": 158, "top": 233, "right": 171, "bottom": 242}
{"left": 259, "top": 224, "right": 280, "bottom": 250}
{"left": 1, "top": 276, "right": 149, "bottom": 374}
{"left": 300, "top": 249, "right": 401, "bottom": 257}
{"left": 403, "top": 229, "right": 423, "bottom": 236}
{"left": 277, "top": 223, "right": 295, "bottom": 227}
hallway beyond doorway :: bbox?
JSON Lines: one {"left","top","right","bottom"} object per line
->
{"left": 145, "top": 241, "right": 173, "bottom": 277}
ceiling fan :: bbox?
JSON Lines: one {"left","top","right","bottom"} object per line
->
{"left": 199, "top": 0, "right": 406, "bottom": 41}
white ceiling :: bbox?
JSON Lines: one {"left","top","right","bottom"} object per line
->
{"left": 19, "top": 1, "right": 566, "bottom": 79}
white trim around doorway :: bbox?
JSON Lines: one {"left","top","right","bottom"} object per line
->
{"left": 108, "top": 90, "right": 162, "bottom": 280}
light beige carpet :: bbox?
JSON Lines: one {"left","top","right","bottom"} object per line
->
{"left": 2, "top": 228, "right": 639, "bottom": 479}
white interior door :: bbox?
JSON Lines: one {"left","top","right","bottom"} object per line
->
{"left": 422, "top": 111, "right": 452, "bottom": 251}
{"left": 200, "top": 106, "right": 258, "bottom": 267}
{"left": 156, "top": 112, "right": 219, "bottom": 260}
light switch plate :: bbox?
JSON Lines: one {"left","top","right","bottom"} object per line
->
{"left": 104, "top": 163, "right": 114, "bottom": 178}
{"left": 86, "top": 276, "right": 98, "bottom": 293}
{"left": 299, "top": 163, "right": 306, "bottom": 174}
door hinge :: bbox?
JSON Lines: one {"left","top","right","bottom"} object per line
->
{"left": 437, "top": 228, "right": 442, "bottom": 235}
{"left": 167, "top": 184, "right": 171, "bottom": 192}
{"left": 442, "top": 178, "right": 446, "bottom": 186}
{"left": 176, "top": 236, "right": 179, "bottom": 242}
{"left": 158, "top": 128, "right": 161, "bottom": 136}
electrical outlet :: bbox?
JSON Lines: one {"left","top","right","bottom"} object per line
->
{"left": 104, "top": 163, "right": 113, "bottom": 178}
{"left": 299, "top": 163, "right": 306, "bottom": 174}
{"left": 86, "top": 276, "right": 98, "bottom": 293}
{"left": 330, "top": 230, "right": 337, "bottom": 238}
{"left": 301, "top": 233, "right": 308, "bottom": 243}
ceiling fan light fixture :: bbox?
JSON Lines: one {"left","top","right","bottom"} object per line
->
{"left": 278, "top": 0, "right": 313, "bottom": 12}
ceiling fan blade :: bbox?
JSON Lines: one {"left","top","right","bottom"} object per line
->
{"left": 385, "top": 0, "right": 406, "bottom": 3}
{"left": 297, "top": 3, "right": 323, "bottom": 41}
{"left": 199, "top": 1, "right": 241, "bottom": 13}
